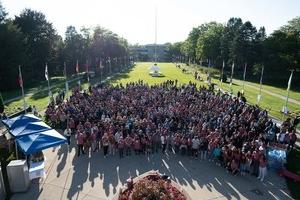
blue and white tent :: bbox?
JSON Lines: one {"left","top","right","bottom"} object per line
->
{"left": 16, "top": 129, "right": 67, "bottom": 155}
{"left": 2, "top": 114, "right": 41, "bottom": 131}
{"left": 2, "top": 114, "right": 66, "bottom": 155}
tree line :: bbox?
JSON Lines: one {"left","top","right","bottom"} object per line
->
{"left": 167, "top": 17, "right": 300, "bottom": 88}
{"left": 0, "top": 2, "right": 129, "bottom": 91}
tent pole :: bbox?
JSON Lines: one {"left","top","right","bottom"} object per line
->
{"left": 15, "top": 140, "right": 18, "bottom": 160}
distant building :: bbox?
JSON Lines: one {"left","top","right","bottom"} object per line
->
{"left": 130, "top": 44, "right": 169, "bottom": 62}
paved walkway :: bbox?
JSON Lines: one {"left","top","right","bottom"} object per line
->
{"left": 11, "top": 137, "right": 293, "bottom": 200}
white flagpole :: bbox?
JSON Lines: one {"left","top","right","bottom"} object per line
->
{"left": 64, "top": 62, "right": 68, "bottom": 99}
{"left": 18, "top": 65, "right": 27, "bottom": 113}
{"left": 108, "top": 57, "right": 111, "bottom": 75}
{"left": 257, "top": 66, "right": 264, "bottom": 105}
{"left": 76, "top": 60, "right": 81, "bottom": 88}
{"left": 242, "top": 63, "right": 247, "bottom": 94}
{"left": 230, "top": 62, "right": 234, "bottom": 93}
{"left": 154, "top": 6, "right": 157, "bottom": 63}
{"left": 220, "top": 60, "right": 225, "bottom": 86}
{"left": 45, "top": 63, "right": 52, "bottom": 102}
{"left": 283, "top": 70, "right": 294, "bottom": 114}
{"left": 86, "top": 59, "right": 90, "bottom": 83}
{"left": 99, "top": 59, "right": 103, "bottom": 83}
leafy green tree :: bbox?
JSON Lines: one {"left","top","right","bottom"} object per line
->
{"left": 14, "top": 9, "right": 58, "bottom": 83}
{"left": 196, "top": 22, "right": 224, "bottom": 67}
{"left": 0, "top": 1, "right": 7, "bottom": 23}
{"left": 0, "top": 20, "right": 26, "bottom": 91}
{"left": 64, "top": 26, "right": 85, "bottom": 73}
{"left": 165, "top": 42, "right": 183, "bottom": 62}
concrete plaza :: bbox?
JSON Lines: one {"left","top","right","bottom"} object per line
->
{"left": 11, "top": 137, "right": 293, "bottom": 200}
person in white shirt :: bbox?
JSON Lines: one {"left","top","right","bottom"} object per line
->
{"left": 64, "top": 127, "right": 72, "bottom": 146}
{"left": 115, "top": 131, "right": 122, "bottom": 144}
{"left": 192, "top": 136, "right": 200, "bottom": 158}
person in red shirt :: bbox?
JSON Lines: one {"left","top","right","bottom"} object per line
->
{"left": 76, "top": 131, "right": 85, "bottom": 157}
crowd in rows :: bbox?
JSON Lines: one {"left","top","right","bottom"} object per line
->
{"left": 45, "top": 80, "right": 298, "bottom": 182}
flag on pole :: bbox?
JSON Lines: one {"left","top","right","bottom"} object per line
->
{"left": 243, "top": 63, "right": 247, "bottom": 81}
{"left": 76, "top": 60, "right": 79, "bottom": 74}
{"left": 287, "top": 71, "right": 293, "bottom": 92}
{"left": 283, "top": 70, "right": 294, "bottom": 114}
{"left": 18, "top": 65, "right": 27, "bottom": 112}
{"left": 259, "top": 66, "right": 264, "bottom": 86}
{"left": 242, "top": 63, "right": 247, "bottom": 93}
{"left": 18, "top": 66, "right": 23, "bottom": 88}
{"left": 45, "top": 63, "right": 49, "bottom": 81}
{"left": 63, "top": 62, "right": 68, "bottom": 97}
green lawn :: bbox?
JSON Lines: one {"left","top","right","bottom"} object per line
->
{"left": 3, "top": 67, "right": 128, "bottom": 115}
{"left": 111, "top": 62, "right": 205, "bottom": 86}
{"left": 179, "top": 64, "right": 300, "bottom": 122}
{"left": 4, "top": 77, "right": 82, "bottom": 115}
{"left": 2, "top": 76, "right": 67, "bottom": 101}
{"left": 186, "top": 64, "right": 300, "bottom": 101}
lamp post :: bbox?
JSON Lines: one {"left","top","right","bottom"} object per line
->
{"left": 257, "top": 66, "right": 264, "bottom": 105}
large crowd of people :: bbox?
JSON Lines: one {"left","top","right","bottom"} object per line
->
{"left": 45, "top": 80, "right": 297, "bottom": 182}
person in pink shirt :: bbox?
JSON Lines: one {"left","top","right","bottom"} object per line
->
{"left": 257, "top": 155, "right": 267, "bottom": 181}
{"left": 76, "top": 131, "right": 85, "bottom": 157}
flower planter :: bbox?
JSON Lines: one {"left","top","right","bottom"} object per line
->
{"left": 113, "top": 170, "right": 191, "bottom": 200}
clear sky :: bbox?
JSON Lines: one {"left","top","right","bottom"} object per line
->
{"left": 1, "top": 0, "right": 300, "bottom": 44}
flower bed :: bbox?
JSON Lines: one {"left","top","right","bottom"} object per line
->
{"left": 118, "top": 173, "right": 187, "bottom": 200}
